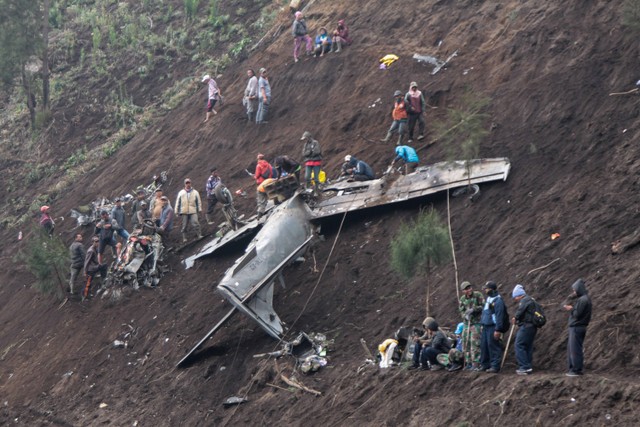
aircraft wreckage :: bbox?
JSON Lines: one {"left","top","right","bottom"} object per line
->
{"left": 177, "top": 158, "right": 511, "bottom": 367}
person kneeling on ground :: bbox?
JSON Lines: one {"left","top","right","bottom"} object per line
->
{"left": 343, "top": 155, "right": 375, "bottom": 181}
{"left": 436, "top": 322, "right": 465, "bottom": 372}
{"left": 410, "top": 318, "right": 451, "bottom": 370}
{"left": 391, "top": 145, "right": 420, "bottom": 175}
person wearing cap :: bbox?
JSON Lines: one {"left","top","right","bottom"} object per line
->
{"left": 202, "top": 74, "right": 222, "bottom": 123}
{"left": 273, "top": 155, "right": 301, "bottom": 183}
{"left": 331, "top": 19, "right": 351, "bottom": 53}
{"left": 83, "top": 235, "right": 107, "bottom": 298}
{"left": 256, "top": 68, "right": 271, "bottom": 124}
{"left": 410, "top": 319, "right": 451, "bottom": 370}
{"left": 391, "top": 145, "right": 420, "bottom": 175}
{"left": 254, "top": 154, "right": 275, "bottom": 218}
{"left": 301, "top": 131, "right": 323, "bottom": 190}
{"left": 111, "top": 198, "right": 130, "bottom": 242}
{"left": 292, "top": 11, "right": 312, "bottom": 63}
{"left": 243, "top": 69, "right": 259, "bottom": 123}
{"left": 314, "top": 27, "right": 332, "bottom": 57}
{"left": 563, "top": 279, "right": 592, "bottom": 377}
{"left": 69, "top": 233, "right": 86, "bottom": 295}
{"left": 404, "top": 82, "right": 426, "bottom": 143}
{"left": 480, "top": 281, "right": 508, "bottom": 373}
{"left": 175, "top": 178, "right": 203, "bottom": 242}
{"left": 131, "top": 189, "right": 146, "bottom": 228}
{"left": 512, "top": 284, "right": 537, "bottom": 375}
{"left": 342, "top": 155, "right": 375, "bottom": 181}
{"left": 381, "top": 90, "right": 409, "bottom": 145}
{"left": 458, "top": 281, "right": 485, "bottom": 370}
{"left": 158, "top": 196, "right": 175, "bottom": 235}
{"left": 205, "top": 167, "right": 222, "bottom": 225}
{"left": 39, "top": 205, "right": 55, "bottom": 236}
{"left": 95, "top": 210, "right": 120, "bottom": 264}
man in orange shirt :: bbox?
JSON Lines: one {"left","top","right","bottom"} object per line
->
{"left": 254, "top": 154, "right": 274, "bottom": 219}
{"left": 381, "top": 90, "right": 409, "bottom": 145}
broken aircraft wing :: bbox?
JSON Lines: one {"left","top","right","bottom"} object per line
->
{"left": 313, "top": 158, "right": 510, "bottom": 219}
{"left": 216, "top": 194, "right": 313, "bottom": 339}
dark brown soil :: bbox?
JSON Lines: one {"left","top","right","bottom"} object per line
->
{"left": 2, "top": 0, "right": 640, "bottom": 425}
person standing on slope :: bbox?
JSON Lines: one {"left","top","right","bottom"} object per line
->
{"left": 404, "top": 81, "right": 426, "bottom": 143}
{"left": 301, "top": 131, "right": 323, "bottom": 190}
{"left": 563, "top": 279, "right": 592, "bottom": 377}
{"left": 292, "top": 11, "right": 312, "bottom": 63}
{"left": 202, "top": 74, "right": 222, "bottom": 123}
{"left": 175, "top": 178, "right": 203, "bottom": 243}
{"left": 243, "top": 69, "right": 259, "bottom": 123}
{"left": 256, "top": 68, "right": 271, "bottom": 124}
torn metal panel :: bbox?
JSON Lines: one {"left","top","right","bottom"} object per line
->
{"left": 412, "top": 50, "right": 458, "bottom": 75}
{"left": 314, "top": 158, "right": 510, "bottom": 219}
{"left": 182, "top": 219, "right": 262, "bottom": 269}
{"left": 216, "top": 194, "right": 313, "bottom": 339}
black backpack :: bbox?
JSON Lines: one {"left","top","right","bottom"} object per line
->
{"left": 497, "top": 299, "right": 510, "bottom": 333}
{"left": 530, "top": 298, "right": 547, "bottom": 328}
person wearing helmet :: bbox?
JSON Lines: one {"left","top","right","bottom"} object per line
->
{"left": 95, "top": 210, "right": 120, "bottom": 264}
{"left": 39, "top": 205, "right": 55, "bottom": 236}
{"left": 458, "top": 281, "right": 485, "bottom": 371}
{"left": 381, "top": 90, "right": 409, "bottom": 145}
{"left": 342, "top": 155, "right": 375, "bottom": 181}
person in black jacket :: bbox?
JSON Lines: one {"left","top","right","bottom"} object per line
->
{"left": 411, "top": 319, "right": 451, "bottom": 371}
{"left": 512, "top": 284, "right": 537, "bottom": 375}
{"left": 480, "top": 281, "right": 508, "bottom": 373}
{"left": 563, "top": 279, "right": 592, "bottom": 376}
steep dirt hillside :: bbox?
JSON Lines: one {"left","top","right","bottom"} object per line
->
{"left": 2, "top": 0, "right": 640, "bottom": 426}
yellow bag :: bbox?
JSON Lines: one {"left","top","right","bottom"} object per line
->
{"left": 310, "top": 170, "right": 326, "bottom": 184}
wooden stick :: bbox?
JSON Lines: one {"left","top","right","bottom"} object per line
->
{"left": 609, "top": 88, "right": 639, "bottom": 96}
{"left": 360, "top": 338, "right": 375, "bottom": 359}
{"left": 281, "top": 374, "right": 322, "bottom": 396}
{"left": 447, "top": 188, "right": 460, "bottom": 302}
{"left": 266, "top": 382, "right": 293, "bottom": 393}
{"left": 501, "top": 324, "right": 515, "bottom": 369}
{"left": 526, "top": 257, "right": 562, "bottom": 276}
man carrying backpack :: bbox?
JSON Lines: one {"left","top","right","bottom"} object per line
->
{"left": 563, "top": 279, "right": 592, "bottom": 377}
{"left": 512, "top": 284, "right": 540, "bottom": 375}
{"left": 480, "top": 281, "right": 508, "bottom": 373}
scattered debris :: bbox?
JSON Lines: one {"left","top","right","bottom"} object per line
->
{"left": 99, "top": 402, "right": 108, "bottom": 409}
{"left": 551, "top": 233, "right": 560, "bottom": 240}
{"left": 281, "top": 373, "right": 322, "bottom": 396}
{"left": 222, "top": 396, "right": 248, "bottom": 407}
{"left": 379, "top": 54, "right": 399, "bottom": 68}
{"left": 412, "top": 50, "right": 458, "bottom": 75}
{"left": 113, "top": 340, "right": 127, "bottom": 348}
{"left": 526, "top": 257, "right": 563, "bottom": 276}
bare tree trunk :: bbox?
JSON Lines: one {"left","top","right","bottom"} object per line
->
{"left": 41, "top": 0, "right": 50, "bottom": 110}
{"left": 425, "top": 262, "right": 431, "bottom": 318}
{"left": 447, "top": 188, "right": 460, "bottom": 301}
{"left": 22, "top": 66, "right": 37, "bottom": 128}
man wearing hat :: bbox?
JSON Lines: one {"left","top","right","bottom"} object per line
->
{"left": 480, "top": 281, "right": 508, "bottom": 373}
{"left": 301, "top": 131, "right": 323, "bottom": 190}
{"left": 202, "top": 74, "right": 222, "bottom": 123}
{"left": 512, "top": 284, "right": 537, "bottom": 375}
{"left": 381, "top": 90, "right": 409, "bottom": 145}
{"left": 111, "top": 197, "right": 130, "bottom": 242}
{"left": 175, "top": 178, "right": 203, "bottom": 242}
{"left": 342, "top": 155, "right": 375, "bottom": 181}
{"left": 458, "top": 281, "right": 485, "bottom": 370}
{"left": 404, "top": 81, "right": 426, "bottom": 143}
{"left": 410, "top": 319, "right": 451, "bottom": 370}
{"left": 39, "top": 205, "right": 55, "bottom": 236}
{"left": 256, "top": 68, "right": 271, "bottom": 124}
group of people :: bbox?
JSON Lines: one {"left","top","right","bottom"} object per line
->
{"left": 381, "top": 82, "right": 427, "bottom": 146}
{"left": 292, "top": 12, "right": 351, "bottom": 61}
{"left": 407, "top": 280, "right": 592, "bottom": 377}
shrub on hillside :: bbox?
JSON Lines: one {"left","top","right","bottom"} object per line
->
{"left": 390, "top": 209, "right": 452, "bottom": 279}
{"left": 18, "top": 226, "right": 69, "bottom": 299}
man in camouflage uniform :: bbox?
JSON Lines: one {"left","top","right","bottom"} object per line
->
{"left": 458, "top": 281, "right": 485, "bottom": 370}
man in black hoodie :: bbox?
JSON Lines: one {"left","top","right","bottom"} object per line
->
{"left": 563, "top": 279, "right": 592, "bottom": 376}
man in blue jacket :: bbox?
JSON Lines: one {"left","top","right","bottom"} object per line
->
{"left": 391, "top": 145, "right": 419, "bottom": 175}
{"left": 343, "top": 155, "right": 375, "bottom": 181}
{"left": 480, "top": 281, "right": 508, "bottom": 373}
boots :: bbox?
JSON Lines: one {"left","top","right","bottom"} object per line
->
{"left": 335, "top": 39, "right": 342, "bottom": 53}
{"left": 397, "top": 133, "right": 405, "bottom": 146}
{"left": 182, "top": 233, "right": 188, "bottom": 243}
{"left": 205, "top": 214, "right": 214, "bottom": 225}
{"left": 380, "top": 132, "right": 392, "bottom": 143}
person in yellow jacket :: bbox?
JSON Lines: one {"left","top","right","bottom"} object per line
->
{"left": 175, "top": 178, "right": 203, "bottom": 242}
